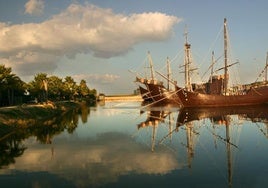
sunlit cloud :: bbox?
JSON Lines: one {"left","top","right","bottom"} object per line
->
{"left": 0, "top": 3, "right": 180, "bottom": 78}
{"left": 24, "top": 0, "right": 44, "bottom": 16}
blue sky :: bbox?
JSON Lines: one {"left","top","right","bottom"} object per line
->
{"left": 0, "top": 0, "right": 268, "bottom": 94}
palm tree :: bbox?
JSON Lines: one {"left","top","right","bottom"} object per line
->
{"left": 27, "top": 73, "right": 48, "bottom": 102}
{"left": 0, "top": 65, "right": 25, "bottom": 106}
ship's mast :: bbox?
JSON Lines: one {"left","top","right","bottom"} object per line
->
{"left": 265, "top": 52, "right": 268, "bottom": 81}
{"left": 184, "top": 26, "right": 192, "bottom": 91}
{"left": 167, "top": 57, "right": 171, "bottom": 90}
{"left": 210, "top": 51, "right": 215, "bottom": 83}
{"left": 147, "top": 51, "right": 155, "bottom": 80}
{"left": 223, "top": 18, "right": 228, "bottom": 95}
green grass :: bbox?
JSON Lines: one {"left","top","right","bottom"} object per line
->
{"left": 0, "top": 101, "right": 80, "bottom": 126}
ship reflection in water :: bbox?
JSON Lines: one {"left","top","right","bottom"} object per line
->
{"left": 0, "top": 102, "right": 268, "bottom": 188}
{"left": 137, "top": 104, "right": 268, "bottom": 188}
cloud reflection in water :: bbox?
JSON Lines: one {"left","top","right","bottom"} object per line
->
{"left": 6, "top": 132, "right": 182, "bottom": 187}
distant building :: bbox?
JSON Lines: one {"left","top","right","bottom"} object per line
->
{"left": 97, "top": 93, "right": 105, "bottom": 101}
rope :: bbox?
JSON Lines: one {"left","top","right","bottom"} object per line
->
{"left": 251, "top": 87, "right": 263, "bottom": 96}
{"left": 255, "top": 63, "right": 268, "bottom": 82}
{"left": 140, "top": 88, "right": 183, "bottom": 110}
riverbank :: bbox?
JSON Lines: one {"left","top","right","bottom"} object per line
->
{"left": 0, "top": 101, "right": 81, "bottom": 127}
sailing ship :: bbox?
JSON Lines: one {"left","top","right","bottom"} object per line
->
{"left": 136, "top": 52, "right": 178, "bottom": 104}
{"left": 175, "top": 18, "right": 268, "bottom": 107}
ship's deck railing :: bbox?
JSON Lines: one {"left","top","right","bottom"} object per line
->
{"left": 136, "top": 77, "right": 163, "bottom": 85}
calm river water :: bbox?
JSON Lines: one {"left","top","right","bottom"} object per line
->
{"left": 1, "top": 101, "right": 268, "bottom": 188}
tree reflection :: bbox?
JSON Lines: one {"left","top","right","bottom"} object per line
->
{"left": 79, "top": 102, "right": 91, "bottom": 123}
{"left": 0, "top": 129, "right": 27, "bottom": 168}
{"left": 0, "top": 104, "right": 89, "bottom": 168}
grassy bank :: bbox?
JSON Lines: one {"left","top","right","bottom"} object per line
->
{"left": 0, "top": 101, "right": 80, "bottom": 127}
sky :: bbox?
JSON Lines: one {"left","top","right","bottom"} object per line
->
{"left": 0, "top": 0, "right": 268, "bottom": 95}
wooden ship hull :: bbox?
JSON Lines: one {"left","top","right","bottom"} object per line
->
{"left": 138, "top": 85, "right": 152, "bottom": 102}
{"left": 136, "top": 77, "right": 178, "bottom": 104}
{"left": 175, "top": 84, "right": 268, "bottom": 107}
{"left": 146, "top": 81, "right": 178, "bottom": 104}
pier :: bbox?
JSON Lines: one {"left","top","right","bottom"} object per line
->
{"left": 104, "top": 95, "right": 142, "bottom": 101}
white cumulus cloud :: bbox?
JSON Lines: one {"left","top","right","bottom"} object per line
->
{"left": 1, "top": 3, "right": 180, "bottom": 78}
{"left": 24, "top": 0, "right": 44, "bottom": 16}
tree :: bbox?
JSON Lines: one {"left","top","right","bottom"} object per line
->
{"left": 27, "top": 73, "right": 48, "bottom": 102}
{"left": 0, "top": 65, "right": 97, "bottom": 105}
{"left": 47, "top": 76, "right": 64, "bottom": 101}
{"left": 77, "top": 79, "right": 96, "bottom": 103}
{"left": 0, "top": 64, "right": 25, "bottom": 106}
{"left": 78, "top": 79, "right": 90, "bottom": 98}
{"left": 63, "top": 76, "right": 77, "bottom": 100}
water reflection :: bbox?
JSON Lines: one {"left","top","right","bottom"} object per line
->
{"left": 175, "top": 105, "right": 268, "bottom": 187}
{"left": 0, "top": 104, "right": 90, "bottom": 169}
{"left": 138, "top": 104, "right": 268, "bottom": 188}
{"left": 177, "top": 105, "right": 268, "bottom": 126}
{"left": 138, "top": 110, "right": 172, "bottom": 152}
{"left": 0, "top": 102, "right": 268, "bottom": 187}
